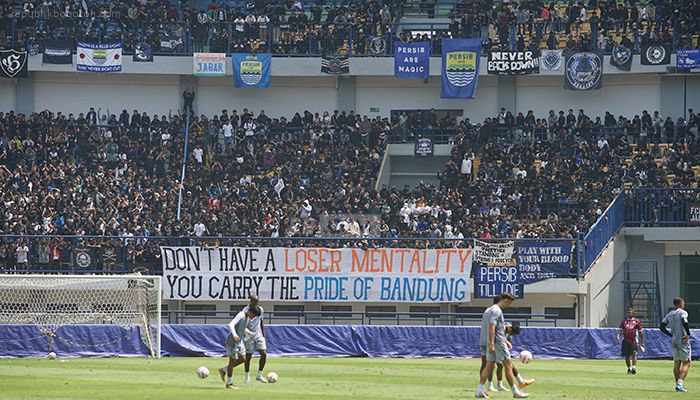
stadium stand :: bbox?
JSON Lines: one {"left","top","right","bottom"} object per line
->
{"left": 0, "top": 0, "right": 697, "bottom": 55}
{"left": 0, "top": 106, "right": 697, "bottom": 274}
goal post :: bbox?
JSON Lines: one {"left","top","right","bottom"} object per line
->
{"left": 0, "top": 274, "right": 161, "bottom": 358}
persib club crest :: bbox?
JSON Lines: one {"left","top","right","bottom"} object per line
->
{"left": 541, "top": 51, "right": 562, "bottom": 70}
{"left": 240, "top": 58, "right": 263, "bottom": 85}
{"left": 645, "top": 44, "right": 666, "bottom": 65}
{"left": 566, "top": 52, "right": 602, "bottom": 90}
{"left": 445, "top": 51, "right": 476, "bottom": 87}
{"left": 92, "top": 49, "right": 107, "bottom": 65}
{"left": 612, "top": 45, "right": 631, "bottom": 65}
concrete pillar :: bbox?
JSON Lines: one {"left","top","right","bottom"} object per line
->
{"left": 439, "top": 303, "right": 453, "bottom": 326}
{"left": 660, "top": 75, "right": 685, "bottom": 120}
{"left": 336, "top": 76, "right": 356, "bottom": 112}
{"left": 15, "top": 72, "right": 35, "bottom": 114}
{"left": 497, "top": 75, "right": 516, "bottom": 113}
{"left": 305, "top": 302, "right": 322, "bottom": 324}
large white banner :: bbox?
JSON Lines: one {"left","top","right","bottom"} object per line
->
{"left": 193, "top": 53, "right": 226, "bottom": 76}
{"left": 77, "top": 41, "right": 122, "bottom": 73}
{"left": 161, "top": 247, "right": 473, "bottom": 302}
{"left": 474, "top": 240, "right": 515, "bottom": 265}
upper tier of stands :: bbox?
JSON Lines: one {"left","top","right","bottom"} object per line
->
{"left": 0, "top": 0, "right": 697, "bottom": 55}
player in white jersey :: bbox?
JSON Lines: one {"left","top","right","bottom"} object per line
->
{"left": 660, "top": 297, "right": 692, "bottom": 392}
{"left": 242, "top": 294, "right": 268, "bottom": 383}
{"left": 218, "top": 306, "right": 261, "bottom": 389}
{"left": 476, "top": 292, "right": 529, "bottom": 398}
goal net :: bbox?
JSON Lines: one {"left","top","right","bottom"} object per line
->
{"left": 0, "top": 274, "right": 161, "bottom": 358}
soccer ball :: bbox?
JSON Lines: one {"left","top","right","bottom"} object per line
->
{"left": 47, "top": 352, "right": 57, "bottom": 360}
{"left": 197, "top": 366, "right": 209, "bottom": 379}
{"left": 266, "top": 372, "right": 278, "bottom": 383}
{"left": 520, "top": 350, "right": 533, "bottom": 364}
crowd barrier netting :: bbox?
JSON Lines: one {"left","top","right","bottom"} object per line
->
{"left": 1, "top": 325, "right": 698, "bottom": 359}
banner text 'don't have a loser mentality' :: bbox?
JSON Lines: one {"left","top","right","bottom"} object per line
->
{"left": 161, "top": 247, "right": 473, "bottom": 302}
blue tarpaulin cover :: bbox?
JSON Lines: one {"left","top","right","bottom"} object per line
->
{"left": 1, "top": 324, "right": 697, "bottom": 359}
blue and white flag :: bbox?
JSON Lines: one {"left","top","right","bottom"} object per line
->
{"left": 77, "top": 41, "right": 122, "bottom": 73}
{"left": 133, "top": 42, "right": 153, "bottom": 62}
{"left": 394, "top": 41, "right": 430, "bottom": 79}
{"left": 677, "top": 49, "right": 700, "bottom": 70}
{"left": 515, "top": 240, "right": 574, "bottom": 284}
{"left": 232, "top": 53, "right": 271, "bottom": 88}
{"left": 441, "top": 38, "right": 480, "bottom": 99}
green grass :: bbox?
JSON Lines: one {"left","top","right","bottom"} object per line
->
{"left": 0, "top": 357, "right": 695, "bottom": 399}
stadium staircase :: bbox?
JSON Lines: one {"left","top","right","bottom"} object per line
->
{"left": 622, "top": 260, "right": 662, "bottom": 327}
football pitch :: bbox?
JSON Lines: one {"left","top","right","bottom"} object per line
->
{"left": 0, "top": 357, "right": 695, "bottom": 399}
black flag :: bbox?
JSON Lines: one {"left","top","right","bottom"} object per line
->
{"left": 0, "top": 49, "right": 28, "bottom": 78}
{"left": 610, "top": 44, "right": 633, "bottom": 71}
{"left": 321, "top": 56, "right": 349, "bottom": 75}
{"left": 641, "top": 43, "right": 671, "bottom": 65}
{"left": 564, "top": 51, "right": 603, "bottom": 90}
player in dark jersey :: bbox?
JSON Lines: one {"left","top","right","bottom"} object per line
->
{"left": 616, "top": 307, "right": 645, "bottom": 374}
{"left": 494, "top": 322, "right": 535, "bottom": 391}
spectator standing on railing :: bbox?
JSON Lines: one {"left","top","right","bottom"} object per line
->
{"left": 16, "top": 242, "right": 29, "bottom": 271}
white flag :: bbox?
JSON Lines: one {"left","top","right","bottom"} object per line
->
{"left": 540, "top": 50, "right": 563, "bottom": 71}
{"left": 77, "top": 41, "right": 122, "bottom": 73}
{"left": 274, "top": 178, "right": 285, "bottom": 194}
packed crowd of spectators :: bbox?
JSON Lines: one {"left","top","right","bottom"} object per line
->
{"left": 1, "top": 0, "right": 696, "bottom": 55}
{"left": 0, "top": 103, "right": 699, "bottom": 269}
{"left": 404, "top": 0, "right": 698, "bottom": 55}
{"left": 391, "top": 107, "right": 700, "bottom": 144}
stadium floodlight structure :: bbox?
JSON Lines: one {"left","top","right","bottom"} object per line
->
{"left": 0, "top": 275, "right": 161, "bottom": 358}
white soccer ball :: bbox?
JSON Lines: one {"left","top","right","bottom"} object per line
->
{"left": 197, "top": 366, "right": 209, "bottom": 379}
{"left": 520, "top": 350, "right": 533, "bottom": 364}
{"left": 47, "top": 352, "right": 57, "bottom": 360}
{"left": 266, "top": 372, "right": 278, "bottom": 383}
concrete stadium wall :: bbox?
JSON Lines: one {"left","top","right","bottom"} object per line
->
{"left": 195, "top": 76, "right": 340, "bottom": 117}
{"left": 354, "top": 75, "right": 499, "bottom": 120}
{"left": 3, "top": 56, "right": 695, "bottom": 123}
{"left": 584, "top": 227, "right": 700, "bottom": 328}
{"left": 583, "top": 231, "right": 630, "bottom": 328}
{"left": 0, "top": 79, "right": 16, "bottom": 111}
{"left": 515, "top": 74, "right": 662, "bottom": 119}
{"left": 33, "top": 72, "right": 180, "bottom": 116}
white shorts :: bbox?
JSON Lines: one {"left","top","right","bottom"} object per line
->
{"left": 225, "top": 334, "right": 245, "bottom": 359}
{"left": 245, "top": 336, "right": 267, "bottom": 353}
{"left": 672, "top": 341, "right": 692, "bottom": 362}
{"left": 485, "top": 343, "right": 510, "bottom": 364}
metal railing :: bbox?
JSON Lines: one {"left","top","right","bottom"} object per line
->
{"left": 581, "top": 192, "right": 625, "bottom": 275}
{"left": 624, "top": 188, "right": 700, "bottom": 227}
{"left": 0, "top": 235, "right": 577, "bottom": 277}
{"left": 162, "top": 309, "right": 561, "bottom": 326}
{"left": 389, "top": 125, "right": 699, "bottom": 145}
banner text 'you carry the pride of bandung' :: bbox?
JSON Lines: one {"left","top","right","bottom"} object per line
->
{"left": 161, "top": 247, "right": 473, "bottom": 303}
